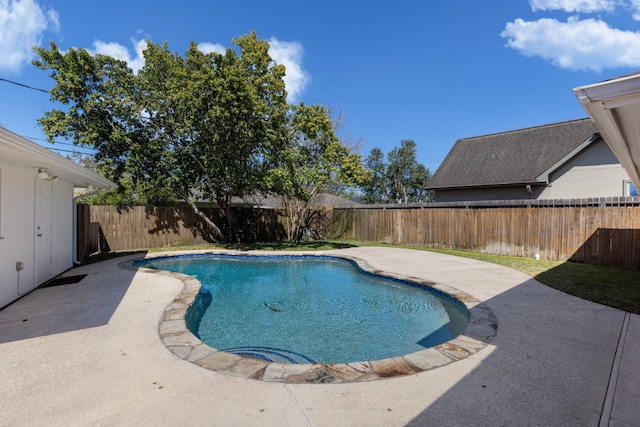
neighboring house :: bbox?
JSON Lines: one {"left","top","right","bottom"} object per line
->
{"left": 426, "top": 119, "right": 633, "bottom": 202}
{"left": 231, "top": 192, "right": 360, "bottom": 208}
{"left": 0, "top": 127, "right": 114, "bottom": 308}
{"left": 308, "top": 193, "right": 361, "bottom": 207}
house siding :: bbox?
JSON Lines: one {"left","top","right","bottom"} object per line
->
{"left": 0, "top": 163, "right": 37, "bottom": 306}
{"left": 50, "top": 180, "right": 75, "bottom": 279}
{"left": 0, "top": 162, "right": 75, "bottom": 308}
{"left": 433, "top": 186, "right": 543, "bottom": 202}
{"left": 539, "top": 139, "right": 628, "bottom": 199}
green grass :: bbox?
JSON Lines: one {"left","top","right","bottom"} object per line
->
{"left": 534, "top": 262, "right": 640, "bottom": 314}
{"left": 392, "top": 245, "right": 640, "bottom": 314}
{"left": 86, "top": 240, "right": 640, "bottom": 314}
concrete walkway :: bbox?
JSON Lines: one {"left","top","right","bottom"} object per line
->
{"left": 0, "top": 247, "right": 637, "bottom": 426}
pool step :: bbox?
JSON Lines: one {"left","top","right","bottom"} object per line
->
{"left": 221, "top": 346, "right": 316, "bottom": 364}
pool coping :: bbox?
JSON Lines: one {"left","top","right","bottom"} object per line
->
{"left": 121, "top": 250, "right": 498, "bottom": 384}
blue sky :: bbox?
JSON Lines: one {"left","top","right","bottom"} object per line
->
{"left": 2, "top": 0, "right": 640, "bottom": 173}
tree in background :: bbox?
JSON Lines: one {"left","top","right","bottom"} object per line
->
{"left": 325, "top": 107, "right": 367, "bottom": 199}
{"left": 34, "top": 33, "right": 287, "bottom": 242}
{"left": 360, "top": 147, "right": 387, "bottom": 204}
{"left": 34, "top": 32, "right": 361, "bottom": 242}
{"left": 361, "top": 140, "right": 432, "bottom": 204}
{"left": 265, "top": 103, "right": 367, "bottom": 241}
{"left": 66, "top": 152, "right": 178, "bottom": 205}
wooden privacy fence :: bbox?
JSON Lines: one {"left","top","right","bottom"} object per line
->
{"left": 76, "top": 204, "right": 285, "bottom": 254}
{"left": 331, "top": 198, "right": 640, "bottom": 269}
{"left": 78, "top": 197, "right": 640, "bottom": 269}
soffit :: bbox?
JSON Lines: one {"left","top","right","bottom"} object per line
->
{"left": 575, "top": 75, "right": 640, "bottom": 188}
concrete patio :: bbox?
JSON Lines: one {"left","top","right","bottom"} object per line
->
{"left": 0, "top": 247, "right": 637, "bottom": 426}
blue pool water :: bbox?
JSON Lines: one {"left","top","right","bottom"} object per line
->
{"left": 137, "top": 254, "right": 469, "bottom": 364}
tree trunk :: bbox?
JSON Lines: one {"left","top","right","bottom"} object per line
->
{"left": 186, "top": 199, "right": 227, "bottom": 243}
{"left": 216, "top": 194, "right": 239, "bottom": 242}
{"left": 281, "top": 197, "right": 300, "bottom": 242}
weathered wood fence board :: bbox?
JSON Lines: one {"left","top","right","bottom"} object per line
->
{"left": 78, "top": 205, "right": 285, "bottom": 253}
{"left": 78, "top": 198, "right": 640, "bottom": 269}
{"left": 331, "top": 201, "right": 640, "bottom": 269}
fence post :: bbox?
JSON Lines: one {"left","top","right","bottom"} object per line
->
{"left": 76, "top": 203, "right": 90, "bottom": 262}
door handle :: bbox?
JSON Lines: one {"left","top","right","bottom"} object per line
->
{"left": 37, "top": 233, "right": 42, "bottom": 237}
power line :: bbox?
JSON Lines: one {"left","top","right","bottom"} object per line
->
{"left": 0, "top": 77, "right": 49, "bottom": 93}
{"left": 26, "top": 135, "right": 97, "bottom": 151}
{"left": 47, "top": 146, "right": 96, "bottom": 156}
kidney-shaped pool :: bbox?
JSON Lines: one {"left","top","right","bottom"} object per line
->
{"left": 136, "top": 254, "right": 470, "bottom": 365}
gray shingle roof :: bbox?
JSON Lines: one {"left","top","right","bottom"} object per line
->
{"left": 427, "top": 118, "right": 599, "bottom": 189}
{"left": 232, "top": 192, "right": 359, "bottom": 208}
{"left": 308, "top": 193, "right": 361, "bottom": 207}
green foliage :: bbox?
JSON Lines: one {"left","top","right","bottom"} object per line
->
{"left": 34, "top": 32, "right": 347, "bottom": 243}
{"left": 76, "top": 178, "right": 178, "bottom": 206}
{"left": 67, "top": 152, "right": 97, "bottom": 170}
{"left": 360, "top": 147, "right": 386, "bottom": 204}
{"left": 264, "top": 103, "right": 367, "bottom": 241}
{"left": 361, "top": 140, "right": 432, "bottom": 204}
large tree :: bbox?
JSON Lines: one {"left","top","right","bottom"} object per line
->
{"left": 360, "top": 147, "right": 387, "bottom": 204}
{"left": 361, "top": 140, "right": 432, "bottom": 204}
{"left": 33, "top": 32, "right": 360, "bottom": 242}
{"left": 265, "top": 103, "right": 367, "bottom": 241}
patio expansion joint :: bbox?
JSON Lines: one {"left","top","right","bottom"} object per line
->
{"left": 133, "top": 249, "right": 499, "bottom": 384}
{"left": 284, "top": 384, "right": 313, "bottom": 426}
{"left": 598, "top": 311, "right": 631, "bottom": 427}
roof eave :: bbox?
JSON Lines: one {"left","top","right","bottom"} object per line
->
{"left": 574, "top": 74, "right": 640, "bottom": 189}
{"left": 427, "top": 181, "right": 547, "bottom": 191}
{"left": 0, "top": 127, "right": 115, "bottom": 190}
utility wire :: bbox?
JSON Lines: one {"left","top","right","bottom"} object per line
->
{"left": 0, "top": 77, "right": 49, "bottom": 93}
{"left": 26, "top": 136, "right": 97, "bottom": 151}
{"left": 48, "top": 147, "right": 96, "bottom": 156}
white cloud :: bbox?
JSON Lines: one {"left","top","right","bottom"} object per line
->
{"left": 0, "top": 0, "right": 59, "bottom": 73}
{"left": 87, "top": 36, "right": 309, "bottom": 101}
{"left": 90, "top": 38, "right": 147, "bottom": 72}
{"left": 197, "top": 42, "right": 225, "bottom": 55}
{"left": 268, "top": 38, "right": 309, "bottom": 102}
{"left": 630, "top": 0, "right": 640, "bottom": 19}
{"left": 529, "top": 0, "right": 619, "bottom": 12}
{"left": 501, "top": 16, "right": 640, "bottom": 71}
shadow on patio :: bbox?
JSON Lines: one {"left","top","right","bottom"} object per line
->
{"left": 405, "top": 275, "right": 634, "bottom": 426}
{"left": 0, "top": 253, "right": 146, "bottom": 344}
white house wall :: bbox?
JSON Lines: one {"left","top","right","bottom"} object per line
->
{"left": 0, "top": 163, "right": 34, "bottom": 307}
{"left": 0, "top": 162, "right": 75, "bottom": 309}
{"left": 539, "top": 139, "right": 629, "bottom": 199}
{"left": 50, "top": 179, "right": 75, "bottom": 280}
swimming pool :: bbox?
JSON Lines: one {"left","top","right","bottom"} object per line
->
{"left": 132, "top": 250, "right": 497, "bottom": 383}
{"left": 137, "top": 254, "right": 469, "bottom": 365}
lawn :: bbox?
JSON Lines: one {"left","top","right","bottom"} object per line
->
{"left": 87, "top": 240, "right": 640, "bottom": 314}
{"left": 420, "top": 247, "right": 640, "bottom": 314}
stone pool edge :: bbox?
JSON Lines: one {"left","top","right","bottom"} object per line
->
{"left": 120, "top": 250, "right": 497, "bottom": 384}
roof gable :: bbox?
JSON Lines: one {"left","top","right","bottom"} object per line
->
{"left": 427, "top": 119, "right": 599, "bottom": 189}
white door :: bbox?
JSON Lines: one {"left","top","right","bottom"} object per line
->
{"left": 33, "top": 179, "right": 53, "bottom": 288}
